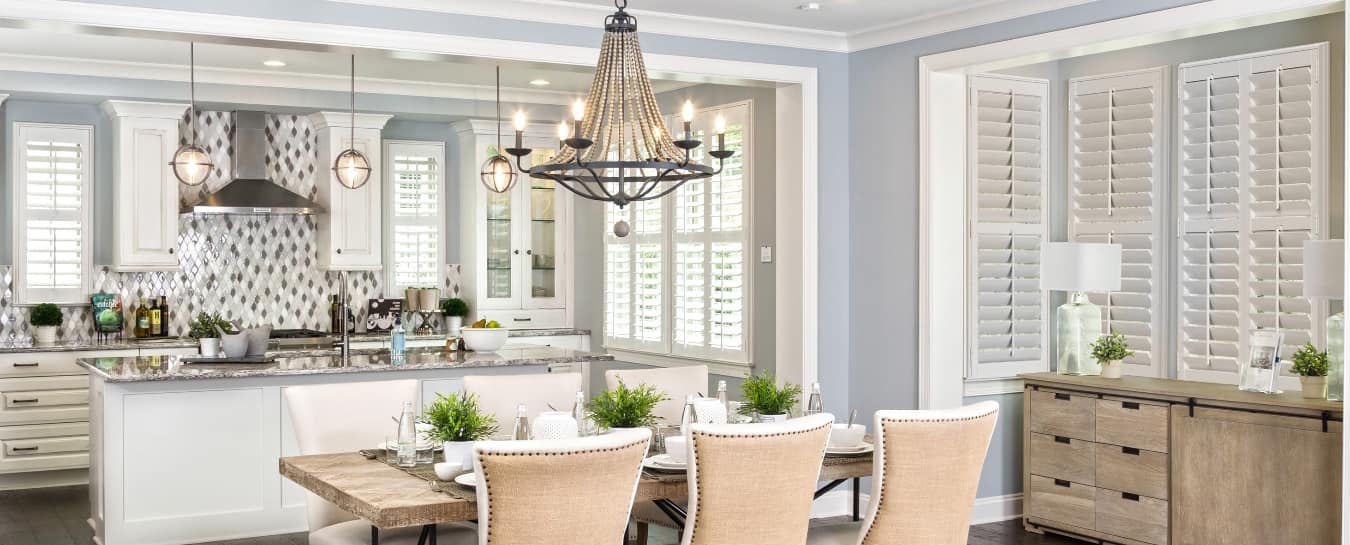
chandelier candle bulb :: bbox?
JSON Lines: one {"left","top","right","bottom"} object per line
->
{"left": 513, "top": 110, "right": 526, "bottom": 148}
{"left": 715, "top": 115, "right": 727, "bottom": 151}
{"left": 557, "top": 121, "right": 569, "bottom": 148}
{"left": 682, "top": 100, "right": 695, "bottom": 140}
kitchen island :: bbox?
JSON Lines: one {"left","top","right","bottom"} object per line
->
{"left": 78, "top": 345, "right": 613, "bottom": 545}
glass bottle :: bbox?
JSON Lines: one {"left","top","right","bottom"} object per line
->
{"left": 396, "top": 401, "right": 417, "bottom": 467}
{"left": 390, "top": 318, "right": 406, "bottom": 358}
{"left": 512, "top": 404, "right": 530, "bottom": 440}
{"left": 158, "top": 295, "right": 170, "bottom": 337}
{"left": 805, "top": 382, "right": 824, "bottom": 416}
{"left": 1057, "top": 292, "right": 1102, "bottom": 375}
{"left": 572, "top": 390, "right": 589, "bottom": 436}
{"left": 716, "top": 380, "right": 729, "bottom": 415}
{"left": 1328, "top": 312, "right": 1344, "bottom": 402}
{"left": 679, "top": 395, "right": 697, "bottom": 435}
{"left": 148, "top": 298, "right": 161, "bottom": 338}
{"left": 135, "top": 297, "right": 151, "bottom": 338}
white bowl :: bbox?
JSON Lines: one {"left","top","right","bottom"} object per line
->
{"left": 828, "top": 423, "right": 866, "bottom": 448}
{"left": 433, "top": 462, "right": 461, "bottom": 481}
{"left": 461, "top": 327, "right": 510, "bottom": 352}
{"left": 663, "top": 435, "right": 688, "bottom": 464}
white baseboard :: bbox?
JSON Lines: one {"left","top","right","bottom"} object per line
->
{"left": 970, "top": 493, "right": 1023, "bottom": 524}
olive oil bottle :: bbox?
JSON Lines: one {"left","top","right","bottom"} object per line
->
{"left": 134, "top": 297, "right": 151, "bottom": 338}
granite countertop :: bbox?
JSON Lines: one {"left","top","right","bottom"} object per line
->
{"left": 0, "top": 328, "right": 592, "bottom": 354}
{"left": 78, "top": 345, "right": 614, "bottom": 383}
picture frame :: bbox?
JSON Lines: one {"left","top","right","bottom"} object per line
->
{"left": 1239, "top": 329, "right": 1284, "bottom": 394}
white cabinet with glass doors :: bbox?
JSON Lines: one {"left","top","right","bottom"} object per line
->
{"left": 453, "top": 120, "right": 572, "bottom": 329}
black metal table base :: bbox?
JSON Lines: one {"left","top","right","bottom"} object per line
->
{"left": 369, "top": 524, "right": 438, "bottom": 545}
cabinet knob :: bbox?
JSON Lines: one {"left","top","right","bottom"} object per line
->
{"left": 514, "top": 249, "right": 520, "bottom": 255}
{"left": 169, "top": 248, "right": 175, "bottom": 255}
{"left": 526, "top": 250, "right": 533, "bottom": 255}
{"left": 336, "top": 249, "right": 343, "bottom": 254}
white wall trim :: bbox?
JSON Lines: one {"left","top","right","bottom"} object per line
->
{"left": 970, "top": 493, "right": 1023, "bottom": 525}
{"left": 847, "top": 0, "right": 1096, "bottom": 52}
{"left": 917, "top": 0, "right": 1343, "bottom": 409}
{"left": 0, "top": 93, "right": 8, "bottom": 108}
{"left": 964, "top": 378, "right": 1024, "bottom": 398}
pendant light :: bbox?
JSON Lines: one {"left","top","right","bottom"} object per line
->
{"left": 334, "top": 54, "right": 372, "bottom": 189}
{"left": 479, "top": 66, "right": 517, "bottom": 193}
{"left": 169, "top": 42, "right": 213, "bottom": 186}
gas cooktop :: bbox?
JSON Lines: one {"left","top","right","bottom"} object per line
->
{"left": 268, "top": 329, "right": 333, "bottom": 348}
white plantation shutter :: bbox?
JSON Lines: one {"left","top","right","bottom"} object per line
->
{"left": 604, "top": 198, "right": 666, "bottom": 353}
{"left": 967, "top": 75, "right": 1048, "bottom": 380}
{"left": 1068, "top": 68, "right": 1166, "bottom": 377}
{"left": 15, "top": 124, "right": 92, "bottom": 304}
{"left": 384, "top": 141, "right": 445, "bottom": 291}
{"left": 1177, "top": 44, "right": 1328, "bottom": 386}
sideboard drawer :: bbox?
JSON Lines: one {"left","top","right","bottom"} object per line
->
{"left": 1027, "top": 475, "right": 1095, "bottom": 530}
{"left": 1096, "top": 397, "right": 1169, "bottom": 452}
{"left": 4, "top": 388, "right": 88, "bottom": 409}
{"left": 1096, "top": 444, "right": 1169, "bottom": 500}
{"left": 1028, "top": 432, "right": 1094, "bottom": 485}
{"left": 1030, "top": 389, "right": 1095, "bottom": 441}
{"left": 1096, "top": 488, "right": 1169, "bottom": 545}
{"left": 3, "top": 435, "right": 89, "bottom": 457}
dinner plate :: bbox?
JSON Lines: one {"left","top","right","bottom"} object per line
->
{"left": 825, "top": 442, "right": 874, "bottom": 455}
{"left": 454, "top": 472, "right": 478, "bottom": 488}
{"left": 643, "top": 455, "right": 687, "bottom": 472}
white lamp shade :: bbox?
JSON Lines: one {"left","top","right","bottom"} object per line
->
{"left": 1303, "top": 239, "right": 1344, "bottom": 299}
{"left": 1039, "top": 242, "right": 1122, "bottom": 292}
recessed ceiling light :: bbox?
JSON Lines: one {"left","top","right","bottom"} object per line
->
{"left": 262, "top": 59, "right": 287, "bottom": 68}
{"left": 529, "top": 79, "right": 551, "bottom": 86}
{"left": 797, "top": 2, "right": 821, "bottom": 11}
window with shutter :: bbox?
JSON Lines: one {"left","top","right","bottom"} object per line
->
{"left": 967, "top": 74, "right": 1049, "bottom": 380}
{"left": 384, "top": 141, "right": 445, "bottom": 292}
{"left": 1177, "top": 43, "right": 1329, "bottom": 386}
{"left": 13, "top": 123, "right": 92, "bottom": 305}
{"left": 1068, "top": 68, "right": 1167, "bottom": 377}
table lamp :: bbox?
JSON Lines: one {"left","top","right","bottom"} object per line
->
{"left": 1040, "top": 242, "right": 1122, "bottom": 375}
{"left": 1303, "top": 239, "right": 1344, "bottom": 401}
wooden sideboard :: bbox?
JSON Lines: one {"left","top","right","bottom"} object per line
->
{"left": 1020, "top": 372, "right": 1343, "bottom": 545}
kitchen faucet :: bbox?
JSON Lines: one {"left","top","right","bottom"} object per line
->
{"left": 335, "top": 270, "right": 350, "bottom": 361}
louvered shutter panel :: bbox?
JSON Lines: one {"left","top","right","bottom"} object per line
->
{"left": 1068, "top": 68, "right": 1166, "bottom": 377}
{"left": 968, "top": 75, "right": 1049, "bottom": 380}
{"left": 17, "top": 124, "right": 91, "bottom": 304}
{"left": 604, "top": 204, "right": 635, "bottom": 343}
{"left": 1178, "top": 44, "right": 1327, "bottom": 387}
{"left": 386, "top": 142, "right": 443, "bottom": 291}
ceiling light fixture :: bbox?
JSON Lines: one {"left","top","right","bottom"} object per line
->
{"left": 479, "top": 66, "right": 517, "bottom": 194}
{"left": 529, "top": 79, "right": 551, "bottom": 86}
{"left": 797, "top": 2, "right": 821, "bottom": 11}
{"left": 262, "top": 59, "right": 287, "bottom": 67}
{"left": 169, "top": 42, "right": 213, "bottom": 186}
{"left": 506, "top": 0, "right": 734, "bottom": 237}
{"left": 333, "top": 54, "right": 371, "bottom": 189}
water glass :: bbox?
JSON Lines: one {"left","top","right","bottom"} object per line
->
{"left": 384, "top": 436, "right": 399, "bottom": 465}
{"left": 415, "top": 443, "right": 435, "bottom": 465}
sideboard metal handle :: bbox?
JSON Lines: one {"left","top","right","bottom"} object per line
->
{"left": 1121, "top": 401, "right": 1140, "bottom": 410}
{"left": 1053, "top": 479, "right": 1071, "bottom": 488}
{"left": 1054, "top": 436, "right": 1071, "bottom": 444}
{"left": 11, "top": 398, "right": 39, "bottom": 404}
{"left": 11, "top": 446, "right": 38, "bottom": 452}
{"left": 1053, "top": 393, "right": 1071, "bottom": 401}
{"left": 12, "top": 362, "right": 39, "bottom": 368}
{"left": 1122, "top": 446, "right": 1140, "bottom": 456}
{"left": 1122, "top": 492, "right": 1140, "bottom": 502}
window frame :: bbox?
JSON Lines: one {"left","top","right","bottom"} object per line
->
{"left": 602, "top": 99, "right": 755, "bottom": 368}
{"left": 382, "top": 139, "right": 448, "bottom": 294}
{"left": 11, "top": 122, "right": 94, "bottom": 305}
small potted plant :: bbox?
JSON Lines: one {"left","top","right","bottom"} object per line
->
{"left": 740, "top": 371, "right": 803, "bottom": 422}
{"left": 424, "top": 392, "right": 498, "bottom": 475}
{"left": 587, "top": 379, "right": 667, "bottom": 432}
{"left": 440, "top": 298, "right": 469, "bottom": 336}
{"left": 29, "top": 304, "right": 62, "bottom": 346}
{"left": 1090, "top": 333, "right": 1134, "bottom": 379}
{"left": 189, "top": 313, "right": 227, "bottom": 356}
{"left": 1291, "top": 343, "right": 1329, "bottom": 399}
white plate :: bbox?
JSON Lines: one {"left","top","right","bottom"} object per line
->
{"left": 825, "top": 442, "right": 874, "bottom": 455}
{"left": 643, "top": 455, "right": 687, "bottom": 471}
{"left": 454, "top": 472, "right": 478, "bottom": 488}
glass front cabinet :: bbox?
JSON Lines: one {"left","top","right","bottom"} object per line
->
{"left": 453, "top": 120, "right": 572, "bottom": 329}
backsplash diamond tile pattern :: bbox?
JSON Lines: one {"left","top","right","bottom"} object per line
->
{"left": 266, "top": 114, "right": 320, "bottom": 200}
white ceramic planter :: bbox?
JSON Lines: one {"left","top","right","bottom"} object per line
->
{"left": 446, "top": 316, "right": 464, "bottom": 336}
{"left": 532, "top": 411, "right": 579, "bottom": 440}
{"left": 33, "top": 326, "right": 58, "bottom": 346}
{"left": 199, "top": 338, "right": 221, "bottom": 357}
{"left": 1101, "top": 360, "right": 1124, "bottom": 379}
{"left": 1300, "top": 376, "right": 1327, "bottom": 399}
{"left": 757, "top": 413, "right": 789, "bottom": 423}
{"left": 442, "top": 441, "right": 474, "bottom": 476}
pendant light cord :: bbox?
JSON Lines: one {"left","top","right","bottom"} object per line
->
{"left": 495, "top": 65, "right": 502, "bottom": 153}
{"left": 350, "top": 54, "right": 356, "bottom": 150}
{"left": 189, "top": 42, "right": 197, "bottom": 146}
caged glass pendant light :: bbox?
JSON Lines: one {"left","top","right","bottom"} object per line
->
{"left": 333, "top": 54, "right": 372, "bottom": 189}
{"left": 169, "top": 42, "right": 214, "bottom": 186}
{"left": 479, "top": 65, "right": 517, "bottom": 193}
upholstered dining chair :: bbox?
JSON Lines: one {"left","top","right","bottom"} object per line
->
{"left": 462, "top": 371, "right": 584, "bottom": 434}
{"left": 806, "top": 401, "right": 1000, "bottom": 545}
{"left": 678, "top": 413, "right": 834, "bottom": 545}
{"left": 471, "top": 427, "right": 652, "bottom": 545}
{"left": 604, "top": 365, "right": 709, "bottom": 424}
{"left": 285, "top": 380, "right": 476, "bottom": 545}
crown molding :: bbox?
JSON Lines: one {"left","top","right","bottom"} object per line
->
{"left": 329, "top": 0, "right": 1103, "bottom": 52}
{"left": 0, "top": 94, "right": 8, "bottom": 108}
{"left": 100, "top": 100, "right": 189, "bottom": 119}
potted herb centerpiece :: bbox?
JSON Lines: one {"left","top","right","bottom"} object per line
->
{"left": 740, "top": 371, "right": 803, "bottom": 422}
{"left": 587, "top": 379, "right": 667, "bottom": 432}
{"left": 1291, "top": 343, "right": 1329, "bottom": 399}
{"left": 1090, "top": 333, "right": 1134, "bottom": 379}
{"left": 30, "top": 304, "right": 62, "bottom": 346}
{"left": 440, "top": 298, "right": 469, "bottom": 336}
{"left": 189, "top": 313, "right": 227, "bottom": 356}
{"left": 424, "top": 392, "right": 498, "bottom": 474}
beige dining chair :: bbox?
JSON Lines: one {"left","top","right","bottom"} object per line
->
{"left": 471, "top": 427, "right": 652, "bottom": 545}
{"left": 462, "top": 372, "right": 584, "bottom": 433}
{"left": 806, "top": 401, "right": 1000, "bottom": 545}
{"left": 285, "top": 380, "right": 477, "bottom": 545}
{"left": 604, "top": 365, "right": 709, "bottom": 424}
{"left": 678, "top": 413, "right": 834, "bottom": 545}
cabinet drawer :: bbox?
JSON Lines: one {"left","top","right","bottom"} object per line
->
{"left": 1028, "top": 432, "right": 1094, "bottom": 485}
{"left": 1027, "top": 475, "right": 1095, "bottom": 530}
{"left": 1096, "top": 488, "right": 1169, "bottom": 545}
{"left": 1096, "top": 397, "right": 1169, "bottom": 452}
{"left": 1096, "top": 444, "right": 1169, "bottom": 500}
{"left": 0, "top": 376, "right": 89, "bottom": 426}
{"left": 1029, "top": 389, "right": 1095, "bottom": 441}
{"left": 4, "top": 389, "right": 88, "bottom": 409}
{"left": 3, "top": 435, "right": 89, "bottom": 457}
{"left": 0, "top": 350, "right": 135, "bottom": 378}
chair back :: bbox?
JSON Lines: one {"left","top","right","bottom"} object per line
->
{"left": 472, "top": 428, "right": 652, "bottom": 545}
{"left": 463, "top": 372, "right": 584, "bottom": 432}
{"left": 605, "top": 365, "right": 709, "bottom": 424}
{"left": 856, "top": 401, "right": 999, "bottom": 545}
{"left": 284, "top": 379, "right": 420, "bottom": 531}
{"left": 682, "top": 413, "right": 833, "bottom": 545}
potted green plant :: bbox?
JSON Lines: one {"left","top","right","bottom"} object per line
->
{"left": 740, "top": 371, "right": 803, "bottom": 422}
{"left": 189, "top": 313, "right": 228, "bottom": 356}
{"left": 29, "top": 304, "right": 63, "bottom": 346}
{"left": 1090, "top": 333, "right": 1135, "bottom": 379}
{"left": 440, "top": 298, "right": 469, "bottom": 335}
{"left": 1291, "top": 343, "right": 1329, "bottom": 399}
{"left": 424, "top": 392, "right": 498, "bottom": 475}
{"left": 587, "top": 379, "right": 667, "bottom": 431}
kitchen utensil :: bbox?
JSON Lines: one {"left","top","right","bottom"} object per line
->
{"left": 217, "top": 324, "right": 249, "bottom": 358}
{"left": 244, "top": 326, "right": 272, "bottom": 356}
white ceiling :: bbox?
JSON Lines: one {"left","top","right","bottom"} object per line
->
{"left": 565, "top": 0, "right": 1003, "bottom": 33}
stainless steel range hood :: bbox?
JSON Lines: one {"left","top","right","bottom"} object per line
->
{"left": 181, "top": 111, "right": 324, "bottom": 215}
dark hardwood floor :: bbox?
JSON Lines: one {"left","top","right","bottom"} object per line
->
{"left": 0, "top": 485, "right": 1078, "bottom": 545}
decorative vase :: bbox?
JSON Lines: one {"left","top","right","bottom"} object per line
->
{"left": 1328, "top": 312, "right": 1344, "bottom": 402}
{"left": 442, "top": 441, "right": 474, "bottom": 475}
{"left": 1100, "top": 360, "right": 1124, "bottom": 379}
{"left": 757, "top": 413, "right": 788, "bottom": 423}
{"left": 33, "top": 326, "right": 58, "bottom": 346}
{"left": 1299, "top": 376, "right": 1327, "bottom": 400}
{"left": 447, "top": 316, "right": 464, "bottom": 336}
{"left": 199, "top": 338, "right": 221, "bottom": 357}
{"left": 531, "top": 411, "right": 579, "bottom": 440}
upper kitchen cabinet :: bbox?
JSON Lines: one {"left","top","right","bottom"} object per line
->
{"left": 454, "top": 120, "right": 572, "bottom": 329}
{"left": 309, "top": 112, "right": 393, "bottom": 271}
{"left": 102, "top": 101, "right": 188, "bottom": 271}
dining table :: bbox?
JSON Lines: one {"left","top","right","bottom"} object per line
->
{"left": 279, "top": 446, "right": 874, "bottom": 545}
